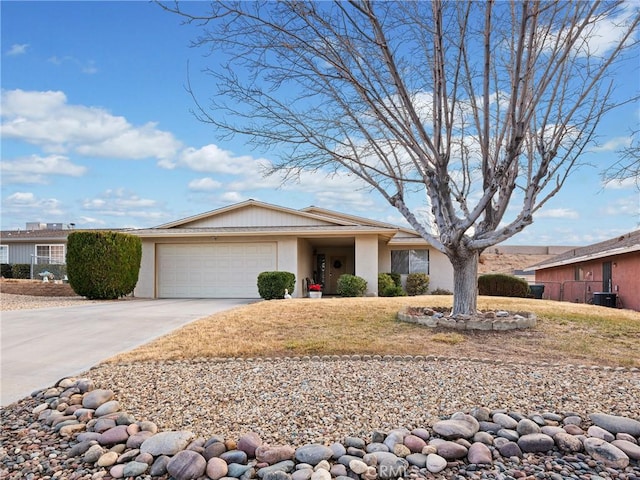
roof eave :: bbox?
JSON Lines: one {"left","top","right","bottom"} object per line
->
{"left": 529, "top": 244, "right": 640, "bottom": 271}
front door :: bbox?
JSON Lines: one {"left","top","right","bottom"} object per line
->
{"left": 602, "top": 261, "right": 612, "bottom": 292}
{"left": 328, "top": 256, "right": 347, "bottom": 294}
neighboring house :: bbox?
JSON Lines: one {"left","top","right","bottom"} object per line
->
{"left": 529, "top": 230, "right": 640, "bottom": 311}
{"left": 132, "top": 200, "right": 454, "bottom": 298}
{"left": 0, "top": 228, "right": 69, "bottom": 266}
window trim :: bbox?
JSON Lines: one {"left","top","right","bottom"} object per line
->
{"left": 35, "top": 244, "right": 66, "bottom": 264}
{"left": 391, "top": 248, "right": 430, "bottom": 275}
{"left": 0, "top": 245, "right": 8, "bottom": 264}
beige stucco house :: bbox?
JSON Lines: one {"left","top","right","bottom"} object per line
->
{"left": 133, "top": 200, "right": 454, "bottom": 298}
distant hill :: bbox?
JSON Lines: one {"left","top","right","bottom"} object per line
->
{"left": 478, "top": 245, "right": 575, "bottom": 281}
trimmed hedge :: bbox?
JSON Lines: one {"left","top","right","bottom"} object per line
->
{"left": 406, "top": 273, "right": 430, "bottom": 296}
{"left": 478, "top": 273, "right": 530, "bottom": 298}
{"left": 11, "top": 264, "right": 31, "bottom": 279}
{"left": 387, "top": 272, "right": 402, "bottom": 287}
{"left": 257, "top": 271, "right": 296, "bottom": 300}
{"left": 1, "top": 264, "right": 12, "bottom": 278}
{"left": 337, "top": 274, "right": 367, "bottom": 297}
{"left": 66, "top": 231, "right": 142, "bottom": 300}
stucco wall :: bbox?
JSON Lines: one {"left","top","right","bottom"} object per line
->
{"left": 134, "top": 241, "right": 156, "bottom": 298}
{"left": 429, "top": 249, "right": 454, "bottom": 292}
{"left": 296, "top": 238, "right": 314, "bottom": 298}
{"left": 355, "top": 235, "right": 379, "bottom": 296}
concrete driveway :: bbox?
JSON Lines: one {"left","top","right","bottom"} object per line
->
{"left": 1, "top": 298, "right": 252, "bottom": 407}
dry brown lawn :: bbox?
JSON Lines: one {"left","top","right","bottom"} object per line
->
{"left": 109, "top": 296, "right": 640, "bottom": 368}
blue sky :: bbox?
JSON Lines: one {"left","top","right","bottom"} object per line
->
{"left": 1, "top": 1, "right": 639, "bottom": 246}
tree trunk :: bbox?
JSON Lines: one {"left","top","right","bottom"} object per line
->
{"left": 449, "top": 249, "right": 480, "bottom": 316}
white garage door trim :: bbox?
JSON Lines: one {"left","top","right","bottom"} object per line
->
{"left": 157, "top": 242, "right": 277, "bottom": 298}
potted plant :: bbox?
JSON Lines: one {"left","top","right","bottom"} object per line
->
{"left": 308, "top": 283, "right": 323, "bottom": 298}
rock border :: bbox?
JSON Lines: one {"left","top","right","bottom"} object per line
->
{"left": 397, "top": 307, "right": 536, "bottom": 330}
{"left": 14, "top": 356, "right": 640, "bottom": 480}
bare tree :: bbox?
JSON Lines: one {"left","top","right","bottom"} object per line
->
{"left": 163, "top": 1, "right": 639, "bottom": 315}
{"left": 603, "top": 129, "right": 640, "bottom": 189}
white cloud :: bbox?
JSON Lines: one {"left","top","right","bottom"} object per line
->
{"left": 603, "top": 177, "right": 638, "bottom": 190}
{"left": 188, "top": 177, "right": 223, "bottom": 191}
{"left": 1, "top": 89, "right": 181, "bottom": 161}
{"left": 1, "top": 154, "right": 87, "bottom": 184}
{"left": 220, "top": 191, "right": 247, "bottom": 203}
{"left": 175, "top": 144, "right": 272, "bottom": 175}
{"left": 4, "top": 191, "right": 64, "bottom": 216}
{"left": 536, "top": 208, "right": 580, "bottom": 219}
{"left": 600, "top": 195, "right": 640, "bottom": 216}
{"left": 7, "top": 44, "right": 29, "bottom": 56}
{"left": 592, "top": 136, "right": 632, "bottom": 152}
{"left": 78, "top": 216, "right": 106, "bottom": 226}
{"left": 81, "top": 189, "right": 168, "bottom": 222}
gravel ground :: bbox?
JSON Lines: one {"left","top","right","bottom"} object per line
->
{"left": 1, "top": 295, "right": 639, "bottom": 479}
{"left": 0, "top": 292, "right": 99, "bottom": 311}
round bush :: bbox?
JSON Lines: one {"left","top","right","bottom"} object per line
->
{"left": 66, "top": 231, "right": 142, "bottom": 300}
{"left": 406, "top": 273, "right": 430, "bottom": 296}
{"left": 336, "top": 274, "right": 367, "bottom": 297}
{"left": 378, "top": 273, "right": 395, "bottom": 296}
{"left": 257, "top": 271, "right": 296, "bottom": 300}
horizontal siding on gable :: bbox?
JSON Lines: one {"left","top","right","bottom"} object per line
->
{"left": 180, "top": 205, "right": 337, "bottom": 228}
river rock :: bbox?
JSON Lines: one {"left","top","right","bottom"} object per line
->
{"left": 497, "top": 441, "right": 522, "bottom": 458}
{"left": 229, "top": 463, "right": 254, "bottom": 478}
{"left": 554, "top": 431, "right": 583, "bottom": 452}
{"left": 467, "top": 442, "right": 492, "bottom": 464}
{"left": 257, "top": 445, "right": 296, "bottom": 464}
{"left": 99, "top": 425, "right": 129, "bottom": 446}
{"left": 311, "top": 468, "right": 331, "bottom": 480}
{"left": 222, "top": 449, "right": 249, "bottom": 464}
{"left": 611, "top": 439, "right": 640, "bottom": 460}
{"left": 149, "top": 455, "right": 170, "bottom": 476}
{"left": 493, "top": 413, "right": 518, "bottom": 430}
{"left": 126, "top": 430, "right": 155, "bottom": 449}
{"left": 257, "top": 460, "right": 296, "bottom": 478}
{"left": 140, "top": 430, "right": 195, "bottom": 456}
{"left": 97, "top": 451, "right": 119, "bottom": 467}
{"left": 238, "top": 432, "right": 263, "bottom": 457}
{"left": 329, "top": 442, "right": 346, "bottom": 459}
{"left": 403, "top": 434, "right": 427, "bottom": 453}
{"left": 167, "top": 450, "right": 207, "bottom": 480}
{"left": 95, "top": 400, "right": 120, "bottom": 417}
{"left": 295, "top": 445, "right": 334, "bottom": 466}
{"left": 82, "top": 389, "right": 114, "bottom": 409}
{"left": 590, "top": 413, "right": 640, "bottom": 437}
{"left": 369, "top": 452, "right": 407, "bottom": 480}
{"left": 518, "top": 433, "right": 554, "bottom": 453}
{"left": 426, "top": 454, "right": 447, "bottom": 473}
{"left": 205, "top": 441, "right": 228, "bottom": 460}
{"left": 433, "top": 414, "right": 479, "bottom": 439}
{"left": 588, "top": 425, "right": 615, "bottom": 442}
{"left": 517, "top": 418, "right": 541, "bottom": 435}
{"left": 431, "top": 440, "right": 467, "bottom": 460}
{"left": 383, "top": 429, "right": 407, "bottom": 450}
{"left": 583, "top": 437, "right": 630, "bottom": 468}
{"left": 123, "top": 461, "right": 148, "bottom": 476}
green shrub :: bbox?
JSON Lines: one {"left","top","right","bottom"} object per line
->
{"left": 478, "top": 274, "right": 529, "bottom": 298}
{"left": 378, "top": 273, "right": 405, "bottom": 297}
{"left": 337, "top": 274, "right": 367, "bottom": 297}
{"left": 378, "top": 273, "right": 395, "bottom": 295}
{"left": 430, "top": 288, "right": 453, "bottom": 295}
{"left": 67, "top": 231, "right": 142, "bottom": 300}
{"left": 387, "top": 272, "right": 402, "bottom": 287}
{"left": 1, "top": 264, "right": 12, "bottom": 278}
{"left": 11, "top": 264, "right": 31, "bottom": 279}
{"left": 257, "top": 271, "right": 296, "bottom": 300}
{"left": 406, "top": 273, "right": 430, "bottom": 296}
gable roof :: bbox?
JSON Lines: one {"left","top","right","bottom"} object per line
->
{"left": 529, "top": 230, "right": 640, "bottom": 270}
{"left": 156, "top": 199, "right": 363, "bottom": 229}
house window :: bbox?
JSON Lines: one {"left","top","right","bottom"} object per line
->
{"left": 0, "top": 245, "right": 8, "bottom": 264}
{"left": 36, "top": 245, "right": 65, "bottom": 264}
{"left": 391, "top": 249, "right": 429, "bottom": 274}
{"left": 574, "top": 265, "right": 584, "bottom": 281}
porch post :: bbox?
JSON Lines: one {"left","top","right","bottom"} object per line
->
{"left": 355, "top": 235, "right": 379, "bottom": 296}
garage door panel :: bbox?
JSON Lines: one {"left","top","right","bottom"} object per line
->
{"left": 157, "top": 243, "right": 277, "bottom": 298}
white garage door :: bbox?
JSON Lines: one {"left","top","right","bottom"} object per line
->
{"left": 157, "top": 243, "right": 277, "bottom": 298}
